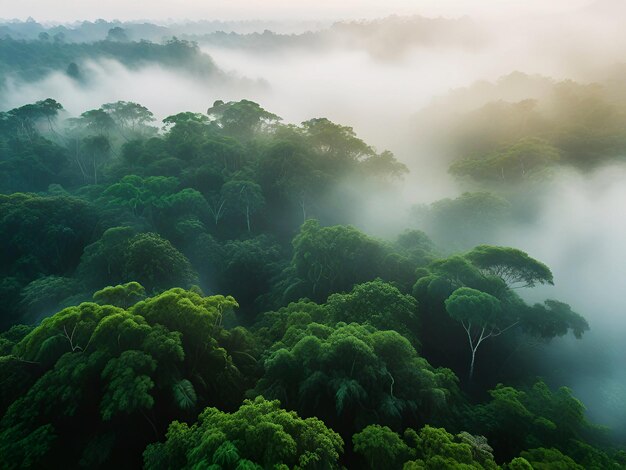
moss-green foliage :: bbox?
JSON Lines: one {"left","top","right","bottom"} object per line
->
{"left": 252, "top": 320, "right": 458, "bottom": 437}
{"left": 93, "top": 281, "right": 147, "bottom": 308}
{"left": 143, "top": 396, "right": 344, "bottom": 470}
{"left": 467, "top": 380, "right": 607, "bottom": 463}
{"left": 0, "top": 288, "right": 248, "bottom": 468}
{"left": 284, "top": 219, "right": 413, "bottom": 303}
{"left": 353, "top": 424, "right": 498, "bottom": 469}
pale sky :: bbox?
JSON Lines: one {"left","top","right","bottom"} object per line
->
{"left": 0, "top": 0, "right": 594, "bottom": 23}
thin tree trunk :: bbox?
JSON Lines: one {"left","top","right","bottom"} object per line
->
{"left": 300, "top": 198, "right": 307, "bottom": 222}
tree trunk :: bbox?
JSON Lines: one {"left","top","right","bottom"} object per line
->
{"left": 246, "top": 205, "right": 251, "bottom": 232}
{"left": 300, "top": 198, "right": 307, "bottom": 223}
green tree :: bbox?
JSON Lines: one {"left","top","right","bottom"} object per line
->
{"left": 444, "top": 287, "right": 504, "bottom": 379}
{"left": 221, "top": 179, "right": 265, "bottom": 232}
{"left": 0, "top": 288, "right": 245, "bottom": 468}
{"left": 353, "top": 424, "right": 412, "bottom": 469}
{"left": 403, "top": 425, "right": 498, "bottom": 469}
{"left": 288, "top": 220, "right": 388, "bottom": 301}
{"left": 101, "top": 101, "right": 156, "bottom": 139}
{"left": 465, "top": 245, "right": 554, "bottom": 289}
{"left": 93, "top": 281, "right": 147, "bottom": 308}
{"left": 252, "top": 322, "right": 457, "bottom": 437}
{"left": 325, "top": 279, "right": 419, "bottom": 346}
{"left": 123, "top": 233, "right": 198, "bottom": 293}
{"left": 143, "top": 396, "right": 343, "bottom": 469}
{"left": 517, "top": 448, "right": 583, "bottom": 470}
{"left": 413, "top": 192, "right": 511, "bottom": 250}
{"left": 207, "top": 99, "right": 281, "bottom": 140}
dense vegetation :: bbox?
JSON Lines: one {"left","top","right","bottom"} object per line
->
{"left": 0, "top": 95, "right": 623, "bottom": 469}
{"left": 0, "top": 36, "right": 221, "bottom": 84}
{"left": 0, "top": 16, "right": 482, "bottom": 59}
{"left": 416, "top": 71, "right": 626, "bottom": 183}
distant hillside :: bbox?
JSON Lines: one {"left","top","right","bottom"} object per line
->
{"left": 0, "top": 36, "right": 222, "bottom": 83}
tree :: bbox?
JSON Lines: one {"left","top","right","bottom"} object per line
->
{"left": 325, "top": 279, "right": 420, "bottom": 346}
{"left": 353, "top": 424, "right": 412, "bottom": 469}
{"left": 143, "top": 396, "right": 343, "bottom": 469}
{"left": 522, "top": 300, "right": 589, "bottom": 339}
{"left": 465, "top": 245, "right": 554, "bottom": 289}
{"left": 221, "top": 179, "right": 265, "bottom": 232}
{"left": 106, "top": 27, "right": 128, "bottom": 42}
{"left": 77, "top": 226, "right": 136, "bottom": 289}
{"left": 81, "top": 134, "right": 111, "bottom": 184}
{"left": 5, "top": 99, "right": 63, "bottom": 137}
{"left": 258, "top": 138, "right": 324, "bottom": 223}
{"left": 123, "top": 233, "right": 198, "bottom": 293}
{"left": 288, "top": 220, "right": 389, "bottom": 301}
{"left": 444, "top": 287, "right": 505, "bottom": 379}
{"left": 420, "top": 250, "right": 587, "bottom": 381}
{"left": 301, "top": 117, "right": 374, "bottom": 163}
{"left": 207, "top": 99, "right": 281, "bottom": 140}
{"left": 101, "top": 101, "right": 156, "bottom": 139}
{"left": 361, "top": 150, "right": 409, "bottom": 181}
{"left": 69, "top": 108, "right": 116, "bottom": 136}
{"left": 93, "top": 282, "right": 147, "bottom": 308}
{"left": 404, "top": 425, "right": 498, "bottom": 469}
{"left": 353, "top": 425, "right": 498, "bottom": 469}
{"left": 19, "top": 276, "right": 80, "bottom": 323}
{"left": 470, "top": 380, "right": 596, "bottom": 462}
{"left": 219, "top": 236, "right": 282, "bottom": 312}
{"left": 252, "top": 322, "right": 457, "bottom": 437}
{"left": 0, "top": 288, "right": 246, "bottom": 468}
{"left": 413, "top": 192, "right": 511, "bottom": 250}
{"left": 0, "top": 193, "right": 96, "bottom": 327}
{"left": 517, "top": 448, "right": 583, "bottom": 470}
{"left": 449, "top": 138, "right": 561, "bottom": 184}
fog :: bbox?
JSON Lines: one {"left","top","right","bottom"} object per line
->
{"left": 0, "top": 0, "right": 593, "bottom": 23}
{"left": 495, "top": 165, "right": 626, "bottom": 433}
{"left": 2, "top": 0, "right": 626, "bottom": 433}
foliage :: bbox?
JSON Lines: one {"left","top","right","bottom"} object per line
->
{"left": 252, "top": 321, "right": 458, "bottom": 437}
{"left": 0, "top": 288, "right": 247, "bottom": 468}
{"left": 143, "top": 396, "right": 344, "bottom": 469}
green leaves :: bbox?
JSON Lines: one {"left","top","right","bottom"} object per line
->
{"left": 465, "top": 245, "right": 554, "bottom": 288}
{"left": 522, "top": 299, "right": 589, "bottom": 339}
{"left": 173, "top": 379, "right": 198, "bottom": 411}
{"left": 146, "top": 397, "right": 343, "bottom": 469}
{"left": 290, "top": 220, "right": 390, "bottom": 301}
{"left": 100, "top": 350, "right": 156, "bottom": 420}
{"left": 253, "top": 321, "right": 453, "bottom": 435}
{"left": 445, "top": 287, "right": 501, "bottom": 326}
{"left": 353, "top": 425, "right": 498, "bottom": 470}
{"left": 353, "top": 424, "right": 412, "bottom": 469}
{"left": 93, "top": 282, "right": 147, "bottom": 308}
{"left": 326, "top": 279, "right": 419, "bottom": 346}
{"left": 0, "top": 288, "right": 247, "bottom": 468}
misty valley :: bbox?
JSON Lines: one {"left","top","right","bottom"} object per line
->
{"left": 1, "top": 5, "right": 626, "bottom": 469}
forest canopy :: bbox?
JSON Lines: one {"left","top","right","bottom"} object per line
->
{"left": 0, "top": 91, "right": 622, "bottom": 470}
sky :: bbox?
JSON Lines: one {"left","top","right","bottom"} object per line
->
{"left": 0, "top": 0, "right": 594, "bottom": 23}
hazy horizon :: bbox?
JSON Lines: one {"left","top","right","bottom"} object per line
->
{"left": 0, "top": 0, "right": 595, "bottom": 23}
